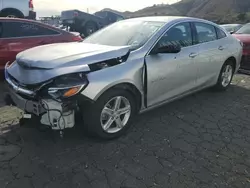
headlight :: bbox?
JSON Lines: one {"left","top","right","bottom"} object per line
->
{"left": 48, "top": 73, "right": 88, "bottom": 99}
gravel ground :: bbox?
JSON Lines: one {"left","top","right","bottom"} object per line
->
{"left": 0, "top": 74, "right": 250, "bottom": 188}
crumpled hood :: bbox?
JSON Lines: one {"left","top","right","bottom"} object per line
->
{"left": 16, "top": 42, "right": 130, "bottom": 69}
{"left": 7, "top": 42, "right": 130, "bottom": 85}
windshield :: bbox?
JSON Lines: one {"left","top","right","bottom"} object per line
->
{"left": 83, "top": 20, "right": 165, "bottom": 50}
{"left": 235, "top": 24, "right": 250, "bottom": 34}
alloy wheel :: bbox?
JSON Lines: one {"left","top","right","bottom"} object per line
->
{"left": 221, "top": 64, "right": 233, "bottom": 87}
{"left": 100, "top": 96, "right": 131, "bottom": 134}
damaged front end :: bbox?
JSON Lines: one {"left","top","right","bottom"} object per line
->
{"left": 4, "top": 62, "right": 89, "bottom": 131}
{"left": 4, "top": 42, "right": 131, "bottom": 132}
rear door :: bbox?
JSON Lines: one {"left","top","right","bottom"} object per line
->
{"left": 0, "top": 20, "right": 61, "bottom": 70}
{"left": 192, "top": 22, "right": 227, "bottom": 86}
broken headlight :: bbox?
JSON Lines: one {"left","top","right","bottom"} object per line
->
{"left": 48, "top": 73, "right": 88, "bottom": 99}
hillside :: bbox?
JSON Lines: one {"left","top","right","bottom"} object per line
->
{"left": 104, "top": 0, "right": 250, "bottom": 24}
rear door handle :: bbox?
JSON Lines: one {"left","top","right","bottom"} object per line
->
{"left": 218, "top": 46, "right": 224, "bottom": 50}
{"left": 189, "top": 53, "right": 198, "bottom": 58}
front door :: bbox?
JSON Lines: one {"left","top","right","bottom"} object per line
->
{"left": 145, "top": 22, "right": 199, "bottom": 107}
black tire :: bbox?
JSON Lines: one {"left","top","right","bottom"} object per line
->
{"left": 83, "top": 22, "right": 98, "bottom": 37}
{"left": 82, "top": 89, "right": 137, "bottom": 140}
{"left": 214, "top": 60, "right": 235, "bottom": 91}
{"left": 0, "top": 9, "right": 24, "bottom": 18}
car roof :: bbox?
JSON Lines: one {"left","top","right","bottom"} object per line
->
{"left": 125, "top": 16, "right": 210, "bottom": 23}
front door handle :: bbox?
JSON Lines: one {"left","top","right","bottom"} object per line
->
{"left": 218, "top": 46, "right": 224, "bottom": 50}
{"left": 189, "top": 53, "right": 198, "bottom": 58}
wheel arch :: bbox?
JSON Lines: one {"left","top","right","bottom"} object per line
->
{"left": 95, "top": 82, "right": 143, "bottom": 112}
{"left": 226, "top": 56, "right": 237, "bottom": 72}
{"left": 0, "top": 8, "right": 24, "bottom": 18}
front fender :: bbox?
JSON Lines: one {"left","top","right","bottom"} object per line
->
{"left": 80, "top": 59, "right": 144, "bottom": 101}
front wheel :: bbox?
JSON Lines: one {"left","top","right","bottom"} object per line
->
{"left": 214, "top": 60, "right": 234, "bottom": 91}
{"left": 83, "top": 89, "right": 136, "bottom": 139}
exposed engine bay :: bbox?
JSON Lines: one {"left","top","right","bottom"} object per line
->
{"left": 40, "top": 99, "right": 75, "bottom": 130}
{"left": 5, "top": 66, "right": 87, "bottom": 131}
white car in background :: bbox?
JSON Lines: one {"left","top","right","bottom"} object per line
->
{"left": 0, "top": 0, "right": 36, "bottom": 19}
{"left": 220, "top": 24, "right": 243, "bottom": 34}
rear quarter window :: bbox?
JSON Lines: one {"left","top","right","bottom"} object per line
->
{"left": 216, "top": 27, "right": 227, "bottom": 39}
{"left": 2, "top": 21, "right": 60, "bottom": 38}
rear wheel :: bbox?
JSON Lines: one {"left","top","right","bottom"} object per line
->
{"left": 214, "top": 60, "right": 234, "bottom": 91}
{"left": 82, "top": 89, "right": 136, "bottom": 139}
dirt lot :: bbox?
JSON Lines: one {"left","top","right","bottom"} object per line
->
{"left": 1, "top": 74, "right": 250, "bottom": 188}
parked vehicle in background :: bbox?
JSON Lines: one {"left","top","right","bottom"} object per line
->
{"left": 220, "top": 24, "right": 243, "bottom": 34}
{"left": 233, "top": 23, "right": 250, "bottom": 71}
{"left": 61, "top": 9, "right": 124, "bottom": 37}
{"left": 0, "top": 18, "right": 82, "bottom": 78}
{"left": 4, "top": 16, "right": 242, "bottom": 139}
{"left": 0, "top": 0, "right": 36, "bottom": 19}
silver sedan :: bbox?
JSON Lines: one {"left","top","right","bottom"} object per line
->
{"left": 5, "top": 16, "right": 243, "bottom": 139}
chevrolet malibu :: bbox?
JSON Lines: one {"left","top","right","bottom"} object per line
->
{"left": 4, "top": 16, "right": 243, "bottom": 139}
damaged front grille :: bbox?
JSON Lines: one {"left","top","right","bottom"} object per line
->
{"left": 8, "top": 73, "right": 42, "bottom": 91}
{"left": 6, "top": 71, "right": 52, "bottom": 98}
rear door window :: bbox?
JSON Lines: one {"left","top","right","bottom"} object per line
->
{"left": 2, "top": 21, "right": 60, "bottom": 38}
{"left": 194, "top": 22, "right": 217, "bottom": 44}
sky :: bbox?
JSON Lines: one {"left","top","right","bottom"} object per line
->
{"left": 35, "top": 0, "right": 180, "bottom": 17}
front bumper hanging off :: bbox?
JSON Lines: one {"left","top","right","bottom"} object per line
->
{"left": 4, "top": 63, "right": 76, "bottom": 130}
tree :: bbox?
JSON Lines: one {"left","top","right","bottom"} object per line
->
{"left": 237, "top": 13, "right": 246, "bottom": 21}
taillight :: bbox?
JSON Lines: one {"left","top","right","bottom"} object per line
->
{"left": 29, "top": 0, "right": 34, "bottom": 10}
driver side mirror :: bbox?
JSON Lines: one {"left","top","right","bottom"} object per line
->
{"left": 151, "top": 44, "right": 181, "bottom": 55}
